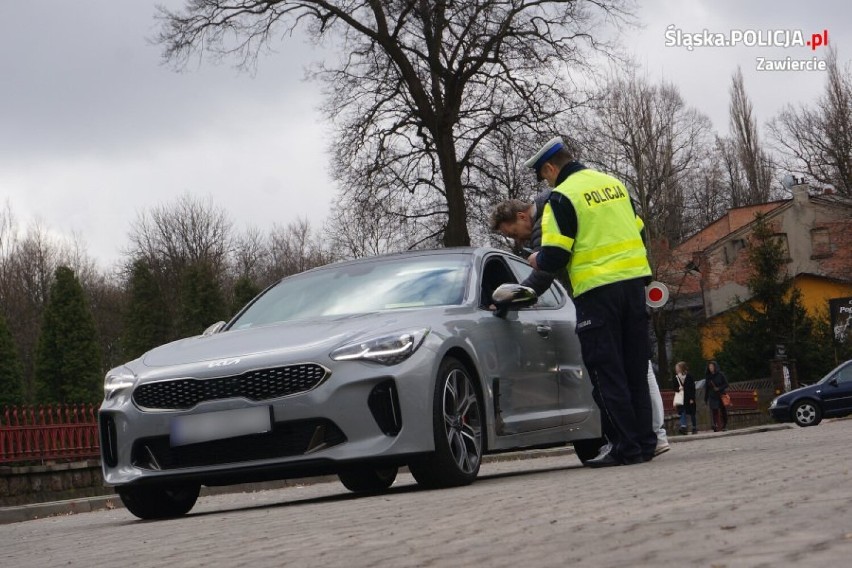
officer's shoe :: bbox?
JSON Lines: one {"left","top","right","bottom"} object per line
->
{"left": 623, "top": 454, "right": 647, "bottom": 465}
{"left": 593, "top": 442, "right": 613, "bottom": 461}
{"left": 585, "top": 452, "right": 621, "bottom": 468}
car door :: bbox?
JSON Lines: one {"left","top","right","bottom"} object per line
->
{"left": 478, "top": 254, "right": 561, "bottom": 434}
{"left": 820, "top": 362, "right": 852, "bottom": 416}
{"left": 505, "top": 258, "right": 593, "bottom": 426}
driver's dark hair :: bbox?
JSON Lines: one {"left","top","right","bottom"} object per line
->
{"left": 489, "top": 199, "right": 531, "bottom": 231}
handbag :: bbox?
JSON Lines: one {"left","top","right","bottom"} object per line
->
{"left": 720, "top": 393, "right": 732, "bottom": 407}
{"left": 673, "top": 375, "right": 684, "bottom": 406}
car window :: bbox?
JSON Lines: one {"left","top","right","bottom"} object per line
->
{"left": 479, "top": 257, "right": 519, "bottom": 308}
{"left": 230, "top": 254, "right": 470, "bottom": 327}
{"left": 835, "top": 363, "right": 852, "bottom": 384}
{"left": 505, "top": 257, "right": 562, "bottom": 308}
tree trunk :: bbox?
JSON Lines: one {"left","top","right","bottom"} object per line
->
{"left": 435, "top": 128, "right": 471, "bottom": 247}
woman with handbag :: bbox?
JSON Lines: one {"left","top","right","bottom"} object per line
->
{"left": 673, "top": 361, "right": 697, "bottom": 434}
{"left": 704, "top": 360, "right": 730, "bottom": 431}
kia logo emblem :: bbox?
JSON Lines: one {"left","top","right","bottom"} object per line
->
{"left": 208, "top": 358, "right": 241, "bottom": 368}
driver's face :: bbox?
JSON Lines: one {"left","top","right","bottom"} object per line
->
{"left": 498, "top": 212, "right": 533, "bottom": 242}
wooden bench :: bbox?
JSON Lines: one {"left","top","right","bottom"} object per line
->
{"left": 660, "top": 389, "right": 764, "bottom": 432}
{"left": 660, "top": 389, "right": 759, "bottom": 415}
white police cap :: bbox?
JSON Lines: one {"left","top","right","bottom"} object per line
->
{"left": 523, "top": 136, "right": 565, "bottom": 172}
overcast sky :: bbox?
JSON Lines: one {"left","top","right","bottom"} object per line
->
{"left": 1, "top": 1, "right": 847, "bottom": 269}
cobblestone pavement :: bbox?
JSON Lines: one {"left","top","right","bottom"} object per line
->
{"left": 3, "top": 421, "right": 852, "bottom": 567}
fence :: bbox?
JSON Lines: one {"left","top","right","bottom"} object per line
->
{"left": 0, "top": 404, "right": 100, "bottom": 464}
{"left": 661, "top": 380, "right": 773, "bottom": 433}
{"left": 659, "top": 389, "right": 761, "bottom": 415}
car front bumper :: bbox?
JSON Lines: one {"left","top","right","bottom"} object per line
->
{"left": 768, "top": 404, "right": 791, "bottom": 423}
{"left": 99, "top": 353, "right": 439, "bottom": 487}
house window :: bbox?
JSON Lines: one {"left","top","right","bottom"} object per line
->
{"left": 811, "top": 228, "right": 832, "bottom": 259}
{"left": 724, "top": 238, "right": 746, "bottom": 265}
{"left": 773, "top": 233, "right": 790, "bottom": 261}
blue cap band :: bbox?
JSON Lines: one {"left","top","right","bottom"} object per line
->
{"left": 533, "top": 143, "right": 563, "bottom": 171}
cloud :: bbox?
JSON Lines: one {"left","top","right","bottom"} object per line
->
{"left": 1, "top": 1, "right": 335, "bottom": 268}
{"left": 623, "top": 0, "right": 848, "bottom": 131}
{"left": 1, "top": 0, "right": 848, "bottom": 270}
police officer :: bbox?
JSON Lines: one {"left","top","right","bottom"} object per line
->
{"left": 524, "top": 136, "right": 656, "bottom": 467}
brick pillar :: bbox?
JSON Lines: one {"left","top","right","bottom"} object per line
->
{"left": 770, "top": 358, "right": 798, "bottom": 396}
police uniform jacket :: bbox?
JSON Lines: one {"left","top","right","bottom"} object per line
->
{"left": 535, "top": 162, "right": 651, "bottom": 296}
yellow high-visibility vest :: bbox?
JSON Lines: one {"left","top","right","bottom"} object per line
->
{"left": 541, "top": 169, "right": 651, "bottom": 296}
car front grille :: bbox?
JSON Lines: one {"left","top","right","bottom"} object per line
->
{"left": 130, "top": 419, "right": 346, "bottom": 470}
{"left": 132, "top": 364, "right": 330, "bottom": 410}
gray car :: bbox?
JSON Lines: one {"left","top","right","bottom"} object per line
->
{"left": 99, "top": 247, "right": 602, "bottom": 519}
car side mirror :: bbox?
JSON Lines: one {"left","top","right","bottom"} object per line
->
{"left": 202, "top": 321, "right": 226, "bottom": 336}
{"left": 491, "top": 284, "right": 537, "bottom": 318}
{"left": 829, "top": 377, "right": 839, "bottom": 387}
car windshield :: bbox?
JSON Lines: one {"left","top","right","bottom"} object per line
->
{"left": 230, "top": 254, "right": 470, "bottom": 328}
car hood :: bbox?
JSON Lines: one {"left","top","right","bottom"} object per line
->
{"left": 139, "top": 311, "right": 430, "bottom": 370}
{"left": 777, "top": 382, "right": 820, "bottom": 402}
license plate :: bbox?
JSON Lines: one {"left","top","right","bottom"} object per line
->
{"left": 170, "top": 406, "right": 272, "bottom": 447}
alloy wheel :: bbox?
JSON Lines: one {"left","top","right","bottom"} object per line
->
{"left": 441, "top": 368, "right": 483, "bottom": 474}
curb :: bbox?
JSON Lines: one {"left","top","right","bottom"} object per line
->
{"left": 0, "top": 423, "right": 793, "bottom": 524}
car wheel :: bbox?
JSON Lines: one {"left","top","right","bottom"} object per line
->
{"left": 409, "top": 356, "right": 483, "bottom": 489}
{"left": 338, "top": 466, "right": 398, "bottom": 493}
{"left": 118, "top": 483, "right": 200, "bottom": 520}
{"left": 572, "top": 437, "right": 608, "bottom": 464}
{"left": 793, "top": 399, "right": 822, "bottom": 427}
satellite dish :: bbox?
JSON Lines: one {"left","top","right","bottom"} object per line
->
{"left": 645, "top": 281, "right": 669, "bottom": 309}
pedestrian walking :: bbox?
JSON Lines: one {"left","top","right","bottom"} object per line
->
{"left": 704, "top": 360, "right": 729, "bottom": 431}
{"left": 673, "top": 361, "right": 698, "bottom": 434}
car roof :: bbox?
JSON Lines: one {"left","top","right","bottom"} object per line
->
{"left": 298, "top": 246, "right": 509, "bottom": 275}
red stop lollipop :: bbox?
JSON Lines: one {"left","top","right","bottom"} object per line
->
{"left": 645, "top": 281, "right": 669, "bottom": 308}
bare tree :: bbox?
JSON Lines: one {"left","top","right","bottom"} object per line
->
{"left": 685, "top": 155, "right": 729, "bottom": 229}
{"left": 326, "top": 191, "right": 411, "bottom": 259}
{"left": 0, "top": 201, "right": 15, "bottom": 261}
{"left": 582, "top": 73, "right": 714, "bottom": 246}
{"left": 268, "top": 217, "right": 334, "bottom": 280}
{"left": 125, "top": 194, "right": 234, "bottom": 340}
{"left": 128, "top": 194, "right": 233, "bottom": 271}
{"left": 126, "top": 193, "right": 234, "bottom": 306}
{"left": 231, "top": 226, "right": 268, "bottom": 280}
{"left": 768, "top": 49, "right": 852, "bottom": 196}
{"left": 721, "top": 67, "right": 774, "bottom": 205}
{"left": 715, "top": 135, "right": 747, "bottom": 207}
{"left": 85, "top": 270, "right": 127, "bottom": 373}
{"left": 156, "top": 0, "right": 634, "bottom": 248}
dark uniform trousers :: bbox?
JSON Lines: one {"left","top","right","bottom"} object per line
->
{"left": 574, "top": 277, "right": 656, "bottom": 462}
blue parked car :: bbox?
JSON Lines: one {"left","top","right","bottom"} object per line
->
{"left": 769, "top": 360, "right": 852, "bottom": 427}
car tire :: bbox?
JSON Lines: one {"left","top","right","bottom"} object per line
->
{"left": 793, "top": 399, "right": 822, "bottom": 427}
{"left": 118, "top": 483, "right": 200, "bottom": 520}
{"left": 572, "top": 437, "right": 608, "bottom": 464}
{"left": 338, "top": 466, "right": 398, "bottom": 493}
{"left": 409, "top": 356, "right": 483, "bottom": 489}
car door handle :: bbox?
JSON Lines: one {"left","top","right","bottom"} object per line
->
{"left": 536, "top": 324, "right": 551, "bottom": 338}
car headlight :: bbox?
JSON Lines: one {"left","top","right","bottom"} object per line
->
{"left": 104, "top": 367, "right": 137, "bottom": 399}
{"left": 769, "top": 398, "right": 777, "bottom": 409}
{"left": 330, "top": 328, "right": 430, "bottom": 365}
